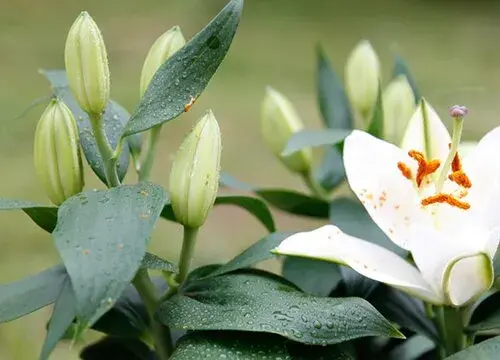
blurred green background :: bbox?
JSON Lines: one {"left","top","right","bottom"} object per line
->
{"left": 1, "top": 0, "right": 500, "bottom": 358}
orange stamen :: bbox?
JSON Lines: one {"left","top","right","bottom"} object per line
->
{"left": 397, "top": 162, "right": 413, "bottom": 180}
{"left": 448, "top": 170, "right": 472, "bottom": 188}
{"left": 451, "top": 152, "right": 462, "bottom": 172}
{"left": 421, "top": 193, "right": 470, "bottom": 210}
{"left": 408, "top": 150, "right": 441, "bottom": 186}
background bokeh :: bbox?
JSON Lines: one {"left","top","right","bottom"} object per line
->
{"left": 1, "top": 0, "right": 500, "bottom": 358}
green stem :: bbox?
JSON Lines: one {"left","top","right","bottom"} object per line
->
{"left": 138, "top": 125, "right": 163, "bottom": 182}
{"left": 177, "top": 226, "right": 199, "bottom": 284}
{"left": 89, "top": 114, "right": 121, "bottom": 187}
{"left": 432, "top": 306, "right": 447, "bottom": 358}
{"left": 133, "top": 269, "right": 172, "bottom": 359}
{"left": 442, "top": 306, "right": 467, "bottom": 356}
{"left": 301, "top": 171, "right": 329, "bottom": 201}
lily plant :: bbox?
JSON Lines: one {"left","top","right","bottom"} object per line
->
{"left": 274, "top": 100, "right": 500, "bottom": 356}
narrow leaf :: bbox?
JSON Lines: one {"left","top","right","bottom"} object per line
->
{"left": 0, "top": 198, "right": 57, "bottom": 233}
{"left": 392, "top": 55, "right": 421, "bottom": 102}
{"left": 258, "top": 189, "right": 330, "bottom": 218}
{"left": 366, "top": 83, "right": 384, "bottom": 139}
{"left": 444, "top": 336, "right": 500, "bottom": 359}
{"left": 219, "top": 172, "right": 254, "bottom": 192}
{"left": 282, "top": 129, "right": 350, "bottom": 156}
{"left": 314, "top": 146, "right": 345, "bottom": 192}
{"left": 282, "top": 257, "right": 341, "bottom": 296}
{"left": 140, "top": 252, "right": 178, "bottom": 273}
{"left": 53, "top": 183, "right": 167, "bottom": 327}
{"left": 123, "top": 0, "right": 244, "bottom": 136}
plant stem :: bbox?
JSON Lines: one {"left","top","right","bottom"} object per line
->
{"left": 138, "top": 125, "right": 163, "bottom": 182}
{"left": 89, "top": 114, "right": 121, "bottom": 187}
{"left": 432, "top": 306, "right": 447, "bottom": 359}
{"left": 442, "top": 306, "right": 467, "bottom": 356}
{"left": 133, "top": 269, "right": 172, "bottom": 359}
{"left": 177, "top": 226, "right": 199, "bottom": 284}
{"left": 301, "top": 171, "right": 329, "bottom": 201}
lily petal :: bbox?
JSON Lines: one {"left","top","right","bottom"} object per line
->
{"left": 400, "top": 99, "right": 451, "bottom": 164}
{"left": 344, "top": 130, "right": 431, "bottom": 250}
{"left": 273, "top": 224, "right": 442, "bottom": 303}
{"left": 445, "top": 253, "right": 493, "bottom": 306}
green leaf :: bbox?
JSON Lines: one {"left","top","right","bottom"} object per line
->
{"left": 444, "top": 335, "right": 500, "bottom": 359}
{"left": 123, "top": 0, "right": 244, "bottom": 136}
{"left": 258, "top": 189, "right": 330, "bottom": 218}
{"left": 316, "top": 45, "right": 354, "bottom": 130}
{"left": 282, "top": 257, "right": 341, "bottom": 297}
{"left": 40, "top": 278, "right": 77, "bottom": 360}
{"left": 158, "top": 270, "right": 403, "bottom": 345}
{"left": 467, "top": 291, "right": 500, "bottom": 334}
{"left": 282, "top": 129, "right": 351, "bottom": 157}
{"left": 161, "top": 194, "right": 276, "bottom": 232}
{"left": 80, "top": 337, "right": 154, "bottom": 360}
{"left": 387, "top": 335, "right": 435, "bottom": 360}
{"left": 205, "top": 232, "right": 293, "bottom": 278}
{"left": 392, "top": 55, "right": 421, "bottom": 102}
{"left": 314, "top": 146, "right": 345, "bottom": 192}
{"left": 0, "top": 198, "right": 57, "bottom": 233}
{"left": 39, "top": 69, "right": 130, "bottom": 185}
{"left": 338, "top": 266, "right": 379, "bottom": 300}
{"left": 53, "top": 182, "right": 167, "bottom": 327}
{"left": 0, "top": 265, "right": 67, "bottom": 323}
{"left": 366, "top": 83, "right": 384, "bottom": 139}
{"left": 219, "top": 172, "right": 254, "bottom": 192}
{"left": 140, "top": 252, "right": 178, "bottom": 273}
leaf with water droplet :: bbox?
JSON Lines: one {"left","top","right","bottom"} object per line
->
{"left": 0, "top": 198, "right": 57, "bottom": 233}
{"left": 53, "top": 182, "right": 167, "bottom": 327}
{"left": 123, "top": 0, "right": 244, "bottom": 136}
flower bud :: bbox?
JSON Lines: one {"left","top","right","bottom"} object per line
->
{"left": 140, "top": 26, "right": 186, "bottom": 97}
{"left": 169, "top": 110, "right": 221, "bottom": 228}
{"left": 34, "top": 99, "right": 84, "bottom": 205}
{"left": 64, "top": 11, "right": 110, "bottom": 116}
{"left": 345, "top": 40, "right": 381, "bottom": 119}
{"left": 382, "top": 75, "right": 416, "bottom": 145}
{"left": 260, "top": 87, "right": 313, "bottom": 174}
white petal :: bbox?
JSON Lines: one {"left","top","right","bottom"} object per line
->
{"left": 400, "top": 99, "right": 451, "bottom": 164}
{"left": 462, "top": 126, "right": 500, "bottom": 231}
{"left": 344, "top": 130, "right": 432, "bottom": 250}
{"left": 273, "top": 224, "right": 442, "bottom": 303}
{"left": 445, "top": 254, "right": 493, "bottom": 306}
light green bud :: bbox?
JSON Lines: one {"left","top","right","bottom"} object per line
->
{"left": 64, "top": 11, "right": 110, "bottom": 116}
{"left": 34, "top": 99, "right": 84, "bottom": 205}
{"left": 169, "top": 110, "right": 221, "bottom": 228}
{"left": 260, "top": 87, "right": 313, "bottom": 174}
{"left": 345, "top": 40, "right": 381, "bottom": 119}
{"left": 140, "top": 26, "right": 186, "bottom": 97}
{"left": 382, "top": 75, "right": 416, "bottom": 144}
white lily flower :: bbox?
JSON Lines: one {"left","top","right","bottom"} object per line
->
{"left": 274, "top": 105, "right": 500, "bottom": 306}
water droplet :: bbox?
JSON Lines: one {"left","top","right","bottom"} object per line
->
{"left": 174, "top": 79, "right": 180, "bottom": 86}
{"left": 313, "top": 320, "right": 322, "bottom": 329}
{"left": 206, "top": 35, "right": 221, "bottom": 50}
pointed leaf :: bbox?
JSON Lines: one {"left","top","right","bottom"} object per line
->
{"left": 392, "top": 55, "right": 421, "bottom": 102}
{"left": 444, "top": 336, "right": 500, "bottom": 359}
{"left": 0, "top": 265, "right": 67, "bottom": 323}
{"left": 123, "top": 0, "right": 244, "bottom": 136}
{"left": 39, "top": 69, "right": 130, "bottom": 185}
{"left": 219, "top": 172, "right": 254, "bottom": 192}
{"left": 0, "top": 198, "right": 57, "bottom": 233}
{"left": 366, "top": 83, "right": 384, "bottom": 139}
{"left": 282, "top": 129, "right": 351, "bottom": 156}
{"left": 258, "top": 189, "right": 330, "bottom": 218}
{"left": 53, "top": 183, "right": 167, "bottom": 327}
{"left": 388, "top": 335, "right": 435, "bottom": 360}
{"left": 314, "top": 146, "right": 345, "bottom": 192}
{"left": 141, "top": 253, "right": 178, "bottom": 273}
{"left": 158, "top": 271, "right": 403, "bottom": 345}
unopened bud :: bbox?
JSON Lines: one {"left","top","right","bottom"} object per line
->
{"left": 140, "top": 26, "right": 186, "bottom": 97}
{"left": 260, "top": 87, "right": 313, "bottom": 174}
{"left": 64, "top": 11, "right": 110, "bottom": 116}
{"left": 382, "top": 75, "right": 416, "bottom": 145}
{"left": 34, "top": 99, "right": 84, "bottom": 205}
{"left": 169, "top": 110, "right": 221, "bottom": 228}
{"left": 345, "top": 40, "right": 381, "bottom": 119}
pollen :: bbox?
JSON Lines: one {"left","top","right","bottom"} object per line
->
{"left": 184, "top": 95, "right": 196, "bottom": 112}
{"left": 451, "top": 151, "right": 462, "bottom": 172}
{"left": 397, "top": 162, "right": 413, "bottom": 180}
{"left": 449, "top": 170, "right": 472, "bottom": 188}
{"left": 408, "top": 150, "right": 441, "bottom": 187}
{"left": 421, "top": 193, "right": 470, "bottom": 210}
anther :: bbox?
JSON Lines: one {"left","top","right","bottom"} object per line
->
{"left": 421, "top": 193, "right": 470, "bottom": 210}
{"left": 408, "top": 150, "right": 441, "bottom": 187}
{"left": 448, "top": 170, "right": 472, "bottom": 188}
{"left": 397, "top": 162, "right": 413, "bottom": 180}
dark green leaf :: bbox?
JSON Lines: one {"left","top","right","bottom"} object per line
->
{"left": 53, "top": 183, "right": 167, "bottom": 327}
{"left": 282, "top": 129, "right": 351, "bottom": 157}
{"left": 205, "top": 232, "right": 293, "bottom": 278}
{"left": 0, "top": 198, "right": 57, "bottom": 233}
{"left": 40, "top": 278, "right": 77, "bottom": 360}
{"left": 288, "top": 341, "right": 356, "bottom": 360}
{"left": 338, "top": 266, "right": 379, "bottom": 300}
{"left": 314, "top": 146, "right": 345, "bottom": 192}
{"left": 282, "top": 257, "right": 341, "bottom": 296}
{"left": 123, "top": 0, "right": 244, "bottom": 136}
{"left": 366, "top": 83, "right": 384, "bottom": 139}
{"left": 392, "top": 55, "right": 421, "bottom": 102}
{"left": 141, "top": 252, "right": 178, "bottom": 273}
{"left": 258, "top": 189, "right": 330, "bottom": 218}
{"left": 316, "top": 44, "right": 354, "bottom": 130}
{"left": 467, "top": 291, "right": 500, "bottom": 334}
{"left": 80, "top": 337, "right": 154, "bottom": 360}
{"left": 161, "top": 194, "right": 275, "bottom": 232}
{"left": 387, "top": 335, "right": 435, "bottom": 360}
{"left": 0, "top": 265, "right": 67, "bottom": 323}
{"left": 444, "top": 335, "right": 500, "bottom": 359}
{"left": 39, "top": 69, "right": 130, "bottom": 185}
{"left": 158, "top": 271, "right": 403, "bottom": 345}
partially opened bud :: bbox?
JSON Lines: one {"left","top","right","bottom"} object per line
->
{"left": 140, "top": 26, "right": 186, "bottom": 97}
{"left": 64, "top": 11, "right": 110, "bottom": 116}
{"left": 169, "top": 110, "right": 221, "bottom": 228}
{"left": 34, "top": 99, "right": 84, "bottom": 205}
{"left": 261, "top": 87, "right": 313, "bottom": 174}
{"left": 345, "top": 40, "right": 381, "bottom": 119}
{"left": 382, "top": 75, "right": 416, "bottom": 144}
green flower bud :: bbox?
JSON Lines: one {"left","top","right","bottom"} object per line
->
{"left": 345, "top": 40, "right": 381, "bottom": 119}
{"left": 140, "top": 26, "right": 186, "bottom": 97}
{"left": 382, "top": 75, "right": 416, "bottom": 145}
{"left": 34, "top": 99, "right": 84, "bottom": 205}
{"left": 260, "top": 87, "right": 313, "bottom": 174}
{"left": 64, "top": 11, "right": 110, "bottom": 116}
{"left": 169, "top": 110, "right": 221, "bottom": 228}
